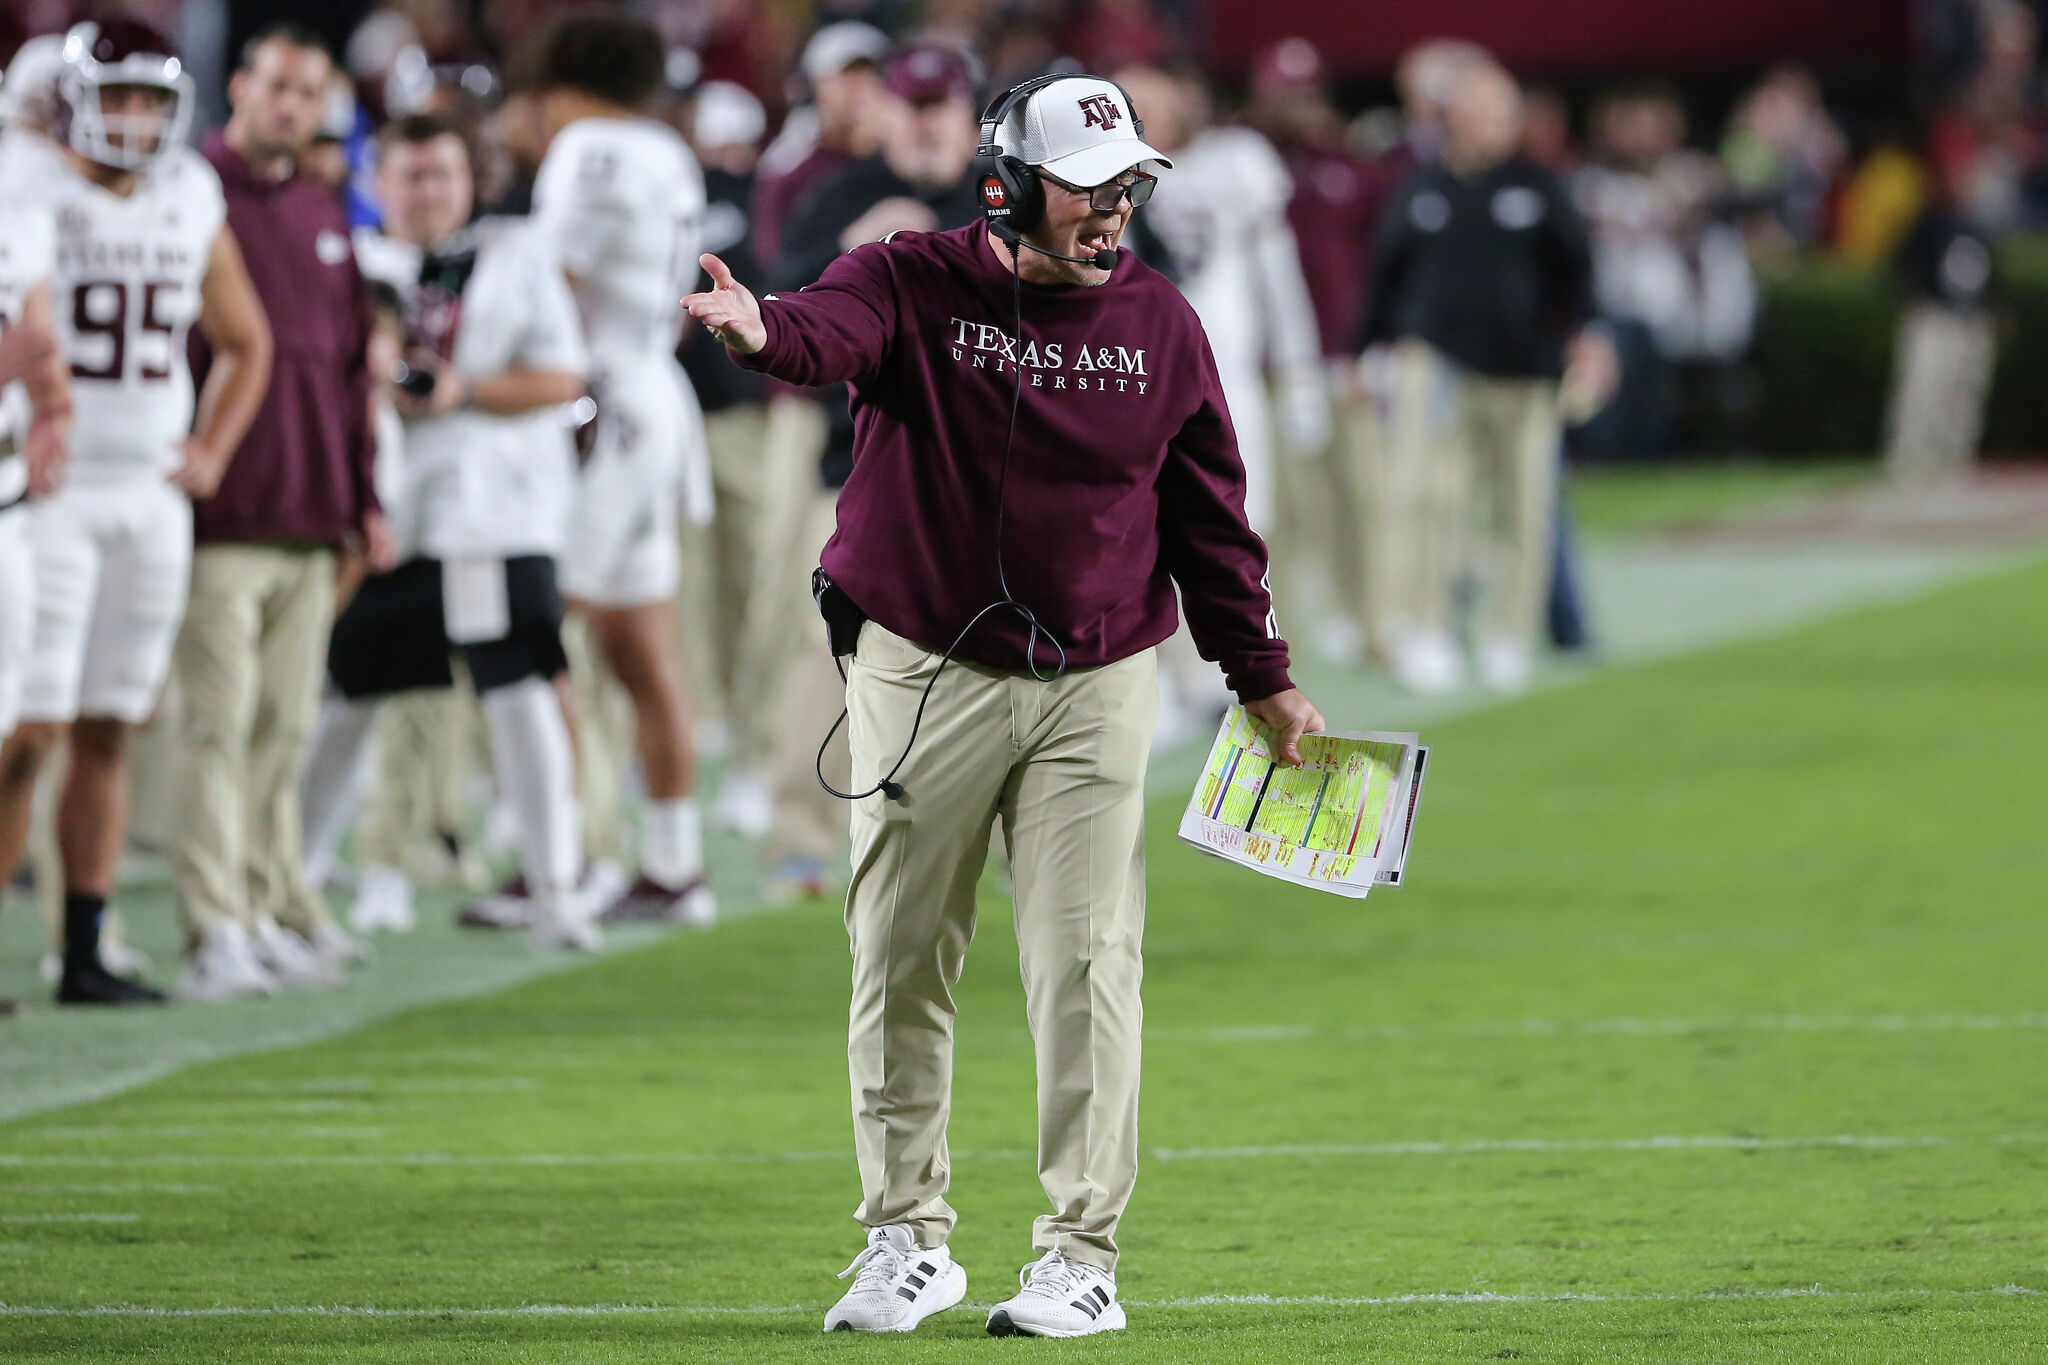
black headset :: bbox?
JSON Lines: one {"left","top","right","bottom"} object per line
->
{"left": 975, "top": 73, "right": 1147, "bottom": 240}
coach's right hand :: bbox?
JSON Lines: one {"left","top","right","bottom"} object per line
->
{"left": 683, "top": 254, "right": 765, "bottom": 356}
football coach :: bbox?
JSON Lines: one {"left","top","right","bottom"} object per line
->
{"left": 684, "top": 72, "right": 1324, "bottom": 1339}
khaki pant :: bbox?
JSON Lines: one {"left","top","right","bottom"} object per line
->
{"left": 1273, "top": 367, "right": 1372, "bottom": 655}
{"left": 676, "top": 396, "right": 826, "bottom": 756}
{"left": 1374, "top": 343, "right": 1560, "bottom": 650}
{"left": 764, "top": 489, "right": 850, "bottom": 867}
{"left": 1885, "top": 303, "right": 1994, "bottom": 484}
{"left": 1459, "top": 374, "right": 1561, "bottom": 648}
{"left": 844, "top": 622, "right": 1157, "bottom": 1271}
{"left": 171, "top": 543, "right": 336, "bottom": 940}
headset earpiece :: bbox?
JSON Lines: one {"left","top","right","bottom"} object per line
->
{"left": 976, "top": 73, "right": 1066, "bottom": 238}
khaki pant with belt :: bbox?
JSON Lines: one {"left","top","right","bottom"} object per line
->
{"left": 171, "top": 543, "right": 336, "bottom": 940}
{"left": 844, "top": 621, "right": 1157, "bottom": 1272}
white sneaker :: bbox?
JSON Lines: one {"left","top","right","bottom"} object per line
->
{"left": 711, "top": 767, "right": 774, "bottom": 839}
{"left": 251, "top": 917, "right": 345, "bottom": 989}
{"left": 178, "top": 923, "right": 279, "bottom": 1003}
{"left": 1390, "top": 629, "right": 1466, "bottom": 695}
{"left": 305, "top": 920, "right": 369, "bottom": 970}
{"left": 348, "top": 864, "right": 417, "bottom": 935}
{"left": 986, "top": 1248, "right": 1125, "bottom": 1338}
{"left": 823, "top": 1224, "right": 966, "bottom": 1333}
{"left": 529, "top": 888, "right": 603, "bottom": 952}
{"left": 1476, "top": 637, "right": 1535, "bottom": 693}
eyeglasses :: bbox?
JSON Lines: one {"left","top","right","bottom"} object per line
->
{"left": 1042, "top": 169, "right": 1157, "bottom": 212}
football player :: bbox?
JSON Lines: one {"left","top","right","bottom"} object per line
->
{"left": 525, "top": 11, "right": 717, "bottom": 927}
{"left": 0, "top": 19, "right": 273, "bottom": 1005}
{"left": 297, "top": 114, "right": 597, "bottom": 952}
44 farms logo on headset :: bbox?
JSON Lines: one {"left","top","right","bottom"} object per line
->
{"left": 980, "top": 176, "right": 1010, "bottom": 213}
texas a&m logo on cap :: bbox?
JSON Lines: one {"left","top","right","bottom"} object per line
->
{"left": 1078, "top": 93, "right": 1122, "bottom": 130}
{"left": 981, "top": 176, "right": 1009, "bottom": 211}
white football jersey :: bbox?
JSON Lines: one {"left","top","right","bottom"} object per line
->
{"left": 1143, "top": 127, "right": 1320, "bottom": 382}
{"left": 0, "top": 200, "right": 56, "bottom": 504}
{"left": 531, "top": 116, "right": 704, "bottom": 371}
{"left": 37, "top": 146, "right": 226, "bottom": 482}
{"left": 361, "top": 221, "right": 588, "bottom": 560}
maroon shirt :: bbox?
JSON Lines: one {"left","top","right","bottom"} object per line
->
{"left": 190, "top": 132, "right": 376, "bottom": 548}
{"left": 1282, "top": 143, "right": 1382, "bottom": 357}
{"left": 732, "top": 223, "right": 1292, "bottom": 701}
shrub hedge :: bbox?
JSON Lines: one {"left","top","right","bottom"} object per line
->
{"left": 1750, "top": 237, "right": 2048, "bottom": 458}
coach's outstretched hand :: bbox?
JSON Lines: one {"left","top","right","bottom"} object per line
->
{"left": 683, "top": 253, "right": 766, "bottom": 356}
{"left": 1245, "top": 688, "right": 1327, "bottom": 768}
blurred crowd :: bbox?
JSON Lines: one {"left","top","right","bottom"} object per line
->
{"left": 0, "top": 1, "right": 2027, "bottom": 1010}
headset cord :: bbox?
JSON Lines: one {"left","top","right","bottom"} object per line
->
{"left": 815, "top": 236, "right": 1067, "bottom": 803}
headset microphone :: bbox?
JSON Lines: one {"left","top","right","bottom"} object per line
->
{"left": 993, "top": 222, "right": 1117, "bottom": 272}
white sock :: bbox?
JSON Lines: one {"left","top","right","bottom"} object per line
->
{"left": 641, "top": 797, "right": 703, "bottom": 888}
{"left": 481, "top": 677, "right": 581, "bottom": 899}
{"left": 299, "top": 694, "right": 382, "bottom": 888}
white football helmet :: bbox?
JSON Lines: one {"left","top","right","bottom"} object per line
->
{"left": 52, "top": 18, "right": 194, "bottom": 172}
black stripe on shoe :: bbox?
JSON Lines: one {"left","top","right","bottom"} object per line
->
{"left": 1093, "top": 1285, "right": 1112, "bottom": 1308}
{"left": 895, "top": 1287, "right": 917, "bottom": 1300}
{"left": 1072, "top": 1297, "right": 1100, "bottom": 1319}
{"left": 918, "top": 1262, "right": 936, "bottom": 1275}
{"left": 906, "top": 1274, "right": 927, "bottom": 1289}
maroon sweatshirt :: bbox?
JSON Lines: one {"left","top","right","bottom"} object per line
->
{"left": 733, "top": 222, "right": 1292, "bottom": 701}
{"left": 190, "top": 133, "right": 377, "bottom": 549}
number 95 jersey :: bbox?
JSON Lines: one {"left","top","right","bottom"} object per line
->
{"left": 41, "top": 146, "right": 226, "bottom": 483}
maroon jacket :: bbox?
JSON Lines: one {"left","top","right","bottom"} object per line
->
{"left": 190, "top": 132, "right": 377, "bottom": 548}
{"left": 733, "top": 223, "right": 1292, "bottom": 701}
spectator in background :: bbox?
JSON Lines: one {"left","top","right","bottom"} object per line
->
{"left": 1573, "top": 84, "right": 1754, "bottom": 460}
{"left": 1721, "top": 64, "right": 1848, "bottom": 253}
{"left": 1833, "top": 118, "right": 1930, "bottom": 264}
{"left": 728, "top": 20, "right": 887, "bottom": 815}
{"left": 754, "top": 22, "right": 888, "bottom": 271}
{"left": 172, "top": 25, "right": 387, "bottom": 1001}
{"left": 1884, "top": 180, "right": 2000, "bottom": 482}
{"left": 673, "top": 81, "right": 782, "bottom": 840}
{"left": 1115, "top": 60, "right": 1326, "bottom": 740}
{"left": 1361, "top": 61, "right": 1609, "bottom": 694}
{"left": 1520, "top": 86, "right": 1575, "bottom": 171}
{"left": 753, "top": 41, "right": 987, "bottom": 901}
{"left": 1244, "top": 37, "right": 1386, "bottom": 666}
{"left": 1926, "top": 0, "right": 2047, "bottom": 233}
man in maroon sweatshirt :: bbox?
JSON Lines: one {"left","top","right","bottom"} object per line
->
{"left": 687, "top": 74, "right": 1322, "bottom": 1339}
{"left": 171, "top": 25, "right": 389, "bottom": 990}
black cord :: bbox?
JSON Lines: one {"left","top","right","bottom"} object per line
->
{"left": 814, "top": 234, "right": 1067, "bottom": 804}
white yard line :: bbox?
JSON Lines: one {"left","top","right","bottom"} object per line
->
{"left": 0, "top": 1285, "right": 2036, "bottom": 1319}
{"left": 4, "top": 1133, "right": 2045, "bottom": 1167}
{"left": 9, "top": 1185, "right": 220, "bottom": 1194}
{"left": 1147, "top": 1012, "right": 2048, "bottom": 1044}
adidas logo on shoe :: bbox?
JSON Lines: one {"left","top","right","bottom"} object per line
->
{"left": 822, "top": 1224, "right": 966, "bottom": 1333}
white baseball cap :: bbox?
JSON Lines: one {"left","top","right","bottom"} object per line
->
{"left": 801, "top": 22, "right": 889, "bottom": 83}
{"left": 995, "top": 75, "right": 1171, "bottom": 188}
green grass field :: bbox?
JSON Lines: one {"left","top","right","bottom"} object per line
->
{"left": 4, "top": 548, "right": 2046, "bottom": 1361}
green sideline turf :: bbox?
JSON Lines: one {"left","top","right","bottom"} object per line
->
{"left": 1567, "top": 460, "right": 1869, "bottom": 538}
{"left": 3, "top": 557, "right": 2046, "bottom": 1363}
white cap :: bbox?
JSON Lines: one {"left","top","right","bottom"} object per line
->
{"left": 694, "top": 80, "right": 765, "bottom": 150}
{"left": 994, "top": 75, "right": 1171, "bottom": 187}
{"left": 801, "top": 22, "right": 889, "bottom": 83}
{"left": 1, "top": 34, "right": 66, "bottom": 122}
